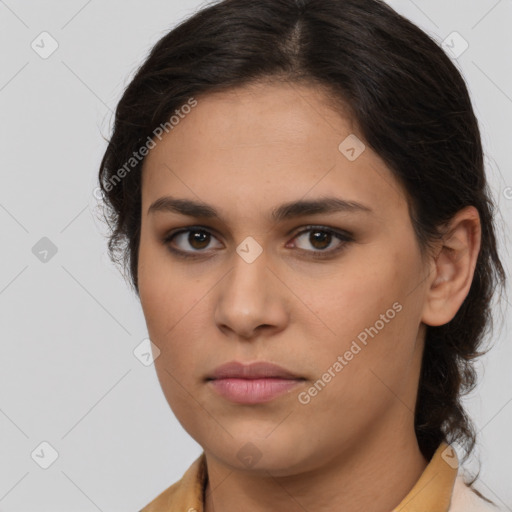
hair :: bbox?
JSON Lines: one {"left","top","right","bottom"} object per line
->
{"left": 98, "top": 0, "right": 506, "bottom": 495}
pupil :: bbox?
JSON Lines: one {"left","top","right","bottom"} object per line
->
{"left": 311, "top": 231, "right": 330, "bottom": 250}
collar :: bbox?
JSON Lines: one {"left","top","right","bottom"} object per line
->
{"left": 392, "top": 441, "right": 458, "bottom": 511}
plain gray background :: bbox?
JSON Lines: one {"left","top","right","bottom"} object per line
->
{"left": 1, "top": 0, "right": 511, "bottom": 510}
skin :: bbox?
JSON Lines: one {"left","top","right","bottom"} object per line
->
{"left": 137, "top": 80, "right": 481, "bottom": 512}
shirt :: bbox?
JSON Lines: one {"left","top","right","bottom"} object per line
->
{"left": 139, "top": 441, "right": 498, "bottom": 511}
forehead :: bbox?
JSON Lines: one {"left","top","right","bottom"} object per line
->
{"left": 141, "top": 81, "right": 407, "bottom": 221}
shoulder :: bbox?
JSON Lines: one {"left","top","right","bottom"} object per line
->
{"left": 138, "top": 453, "right": 207, "bottom": 512}
{"left": 449, "top": 474, "right": 501, "bottom": 512}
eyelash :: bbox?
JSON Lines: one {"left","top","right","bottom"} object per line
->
{"left": 162, "top": 225, "right": 354, "bottom": 261}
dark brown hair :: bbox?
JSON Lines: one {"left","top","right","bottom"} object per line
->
{"left": 98, "top": 0, "right": 506, "bottom": 490}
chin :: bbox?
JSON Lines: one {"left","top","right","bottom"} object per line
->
{"left": 205, "top": 434, "right": 315, "bottom": 475}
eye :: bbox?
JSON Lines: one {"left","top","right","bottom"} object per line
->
{"left": 287, "top": 226, "right": 353, "bottom": 258}
{"left": 163, "top": 226, "right": 222, "bottom": 258}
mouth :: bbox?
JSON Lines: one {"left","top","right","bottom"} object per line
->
{"left": 206, "top": 360, "right": 305, "bottom": 404}
{"left": 207, "top": 377, "right": 305, "bottom": 404}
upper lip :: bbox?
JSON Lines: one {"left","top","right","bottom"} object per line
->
{"left": 207, "top": 361, "right": 303, "bottom": 380}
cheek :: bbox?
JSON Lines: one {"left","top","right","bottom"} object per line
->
{"left": 139, "top": 278, "right": 206, "bottom": 366}
{"left": 292, "top": 258, "right": 399, "bottom": 345}
{"left": 138, "top": 234, "right": 193, "bottom": 332}
{"left": 138, "top": 254, "right": 209, "bottom": 411}
{"left": 138, "top": 252, "right": 205, "bottom": 398}
{"left": 297, "top": 250, "right": 422, "bottom": 394}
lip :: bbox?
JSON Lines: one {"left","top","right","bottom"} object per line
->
{"left": 207, "top": 361, "right": 302, "bottom": 380}
{"left": 206, "top": 361, "right": 305, "bottom": 404}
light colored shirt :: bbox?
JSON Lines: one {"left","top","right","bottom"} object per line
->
{"left": 140, "top": 441, "right": 498, "bottom": 511}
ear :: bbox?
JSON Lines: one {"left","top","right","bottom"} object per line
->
{"left": 421, "top": 206, "right": 482, "bottom": 327}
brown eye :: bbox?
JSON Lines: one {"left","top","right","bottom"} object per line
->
{"left": 164, "top": 228, "right": 222, "bottom": 255}
{"left": 293, "top": 226, "right": 353, "bottom": 258}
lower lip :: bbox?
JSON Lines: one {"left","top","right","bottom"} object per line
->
{"left": 208, "top": 378, "right": 304, "bottom": 404}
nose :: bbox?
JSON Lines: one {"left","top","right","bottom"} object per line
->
{"left": 214, "top": 248, "right": 289, "bottom": 340}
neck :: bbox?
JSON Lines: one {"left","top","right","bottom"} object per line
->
{"left": 203, "top": 421, "right": 428, "bottom": 512}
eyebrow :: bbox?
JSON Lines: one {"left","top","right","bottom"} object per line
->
{"left": 148, "top": 195, "right": 373, "bottom": 222}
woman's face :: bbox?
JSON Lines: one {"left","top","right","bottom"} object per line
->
{"left": 138, "top": 81, "right": 432, "bottom": 474}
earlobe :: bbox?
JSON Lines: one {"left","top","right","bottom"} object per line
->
{"left": 421, "top": 206, "right": 481, "bottom": 327}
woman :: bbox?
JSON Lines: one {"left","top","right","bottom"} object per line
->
{"left": 98, "top": 0, "right": 507, "bottom": 510}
